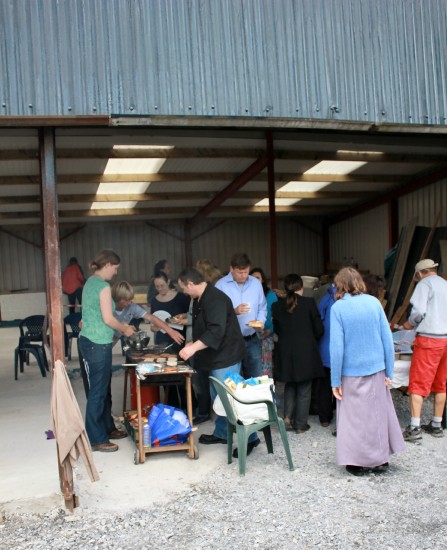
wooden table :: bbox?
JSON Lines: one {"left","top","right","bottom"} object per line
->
{"left": 122, "top": 363, "right": 198, "bottom": 464}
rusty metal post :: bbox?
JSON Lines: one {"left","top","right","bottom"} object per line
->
{"left": 39, "top": 128, "right": 64, "bottom": 362}
{"left": 39, "top": 128, "right": 76, "bottom": 511}
{"left": 266, "top": 132, "right": 278, "bottom": 288}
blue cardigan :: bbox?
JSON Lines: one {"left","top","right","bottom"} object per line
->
{"left": 329, "top": 293, "right": 394, "bottom": 387}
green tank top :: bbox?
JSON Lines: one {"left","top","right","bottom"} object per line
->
{"left": 80, "top": 276, "right": 115, "bottom": 344}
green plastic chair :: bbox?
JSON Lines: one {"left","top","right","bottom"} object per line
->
{"left": 209, "top": 376, "right": 294, "bottom": 476}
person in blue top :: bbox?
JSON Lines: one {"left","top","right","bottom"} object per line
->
{"left": 250, "top": 267, "right": 278, "bottom": 378}
{"left": 316, "top": 283, "right": 337, "bottom": 427}
{"left": 79, "top": 250, "right": 136, "bottom": 453}
{"left": 330, "top": 267, "right": 405, "bottom": 476}
{"left": 215, "top": 253, "right": 267, "bottom": 379}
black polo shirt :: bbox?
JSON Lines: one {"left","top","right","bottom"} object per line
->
{"left": 192, "top": 283, "right": 245, "bottom": 371}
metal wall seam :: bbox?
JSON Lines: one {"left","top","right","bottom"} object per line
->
{"left": 398, "top": 179, "right": 447, "bottom": 228}
{"left": 329, "top": 204, "right": 389, "bottom": 275}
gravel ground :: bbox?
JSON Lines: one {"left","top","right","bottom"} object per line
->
{"left": 1, "top": 391, "right": 447, "bottom": 550}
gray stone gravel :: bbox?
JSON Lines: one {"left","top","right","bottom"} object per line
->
{"left": 1, "top": 391, "right": 447, "bottom": 550}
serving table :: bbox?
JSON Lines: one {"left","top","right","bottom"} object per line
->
{"left": 122, "top": 349, "right": 198, "bottom": 464}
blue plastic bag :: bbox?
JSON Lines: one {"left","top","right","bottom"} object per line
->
{"left": 148, "top": 404, "right": 192, "bottom": 447}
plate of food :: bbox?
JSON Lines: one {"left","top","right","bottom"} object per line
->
{"left": 152, "top": 310, "right": 183, "bottom": 332}
{"left": 246, "top": 320, "right": 264, "bottom": 329}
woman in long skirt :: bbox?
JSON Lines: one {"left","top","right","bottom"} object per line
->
{"left": 330, "top": 267, "right": 405, "bottom": 476}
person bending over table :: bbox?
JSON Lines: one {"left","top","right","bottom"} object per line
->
{"left": 112, "top": 281, "right": 184, "bottom": 348}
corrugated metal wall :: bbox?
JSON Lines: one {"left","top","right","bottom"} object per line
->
{"left": 329, "top": 204, "right": 389, "bottom": 275}
{"left": 192, "top": 218, "right": 323, "bottom": 279}
{"left": 1, "top": 0, "right": 446, "bottom": 124}
{"left": 399, "top": 179, "right": 447, "bottom": 228}
{"left": 0, "top": 219, "right": 323, "bottom": 292}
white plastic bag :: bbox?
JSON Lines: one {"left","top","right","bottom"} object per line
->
{"left": 213, "top": 379, "right": 274, "bottom": 425}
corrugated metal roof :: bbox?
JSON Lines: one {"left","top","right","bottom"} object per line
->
{"left": 1, "top": 0, "right": 446, "bottom": 124}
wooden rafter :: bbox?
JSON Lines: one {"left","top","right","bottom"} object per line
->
{"left": 1, "top": 147, "right": 445, "bottom": 163}
{"left": 0, "top": 172, "right": 408, "bottom": 185}
{"left": 0, "top": 190, "right": 376, "bottom": 204}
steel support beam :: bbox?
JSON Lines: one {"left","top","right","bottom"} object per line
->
{"left": 188, "top": 153, "right": 269, "bottom": 228}
{"left": 39, "top": 128, "right": 76, "bottom": 511}
{"left": 329, "top": 164, "right": 447, "bottom": 225}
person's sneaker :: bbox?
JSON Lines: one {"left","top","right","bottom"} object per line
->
{"left": 421, "top": 422, "right": 444, "bottom": 438}
{"left": 402, "top": 425, "right": 422, "bottom": 441}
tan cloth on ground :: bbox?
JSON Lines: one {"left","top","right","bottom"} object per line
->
{"left": 50, "top": 360, "right": 99, "bottom": 487}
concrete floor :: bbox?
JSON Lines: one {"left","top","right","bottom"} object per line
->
{"left": 0, "top": 327, "right": 226, "bottom": 514}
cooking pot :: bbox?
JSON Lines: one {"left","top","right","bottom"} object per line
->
{"left": 125, "top": 330, "right": 150, "bottom": 351}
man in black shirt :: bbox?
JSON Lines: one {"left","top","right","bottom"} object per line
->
{"left": 178, "top": 268, "right": 250, "bottom": 448}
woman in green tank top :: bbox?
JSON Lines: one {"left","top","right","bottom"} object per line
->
{"left": 79, "top": 249, "right": 136, "bottom": 452}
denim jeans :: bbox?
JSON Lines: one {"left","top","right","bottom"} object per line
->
{"left": 210, "top": 362, "right": 258, "bottom": 443}
{"left": 79, "top": 336, "right": 115, "bottom": 446}
{"left": 241, "top": 335, "right": 263, "bottom": 378}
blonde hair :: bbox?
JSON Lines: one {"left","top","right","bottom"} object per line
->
{"left": 196, "top": 259, "right": 222, "bottom": 285}
{"left": 334, "top": 267, "right": 366, "bottom": 300}
{"left": 111, "top": 281, "right": 134, "bottom": 302}
{"left": 89, "top": 249, "right": 120, "bottom": 274}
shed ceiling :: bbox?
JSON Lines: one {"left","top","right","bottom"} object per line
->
{"left": 0, "top": 126, "right": 446, "bottom": 228}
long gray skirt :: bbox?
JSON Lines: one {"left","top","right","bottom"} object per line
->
{"left": 336, "top": 371, "right": 406, "bottom": 468}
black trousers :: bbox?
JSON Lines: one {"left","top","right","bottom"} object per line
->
{"left": 315, "top": 368, "right": 334, "bottom": 423}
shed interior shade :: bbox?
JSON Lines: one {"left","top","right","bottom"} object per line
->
{"left": 0, "top": 126, "right": 446, "bottom": 226}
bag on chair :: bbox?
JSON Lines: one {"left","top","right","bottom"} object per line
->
{"left": 213, "top": 377, "right": 275, "bottom": 425}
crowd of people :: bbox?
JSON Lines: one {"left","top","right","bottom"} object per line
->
{"left": 67, "top": 250, "right": 447, "bottom": 476}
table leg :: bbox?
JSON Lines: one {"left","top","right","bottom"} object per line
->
{"left": 122, "top": 366, "right": 128, "bottom": 414}
{"left": 136, "top": 376, "right": 144, "bottom": 463}
{"left": 185, "top": 374, "right": 194, "bottom": 458}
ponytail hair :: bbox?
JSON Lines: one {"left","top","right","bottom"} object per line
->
{"left": 283, "top": 273, "right": 303, "bottom": 314}
{"left": 89, "top": 249, "right": 120, "bottom": 274}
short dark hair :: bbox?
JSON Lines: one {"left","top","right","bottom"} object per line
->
{"left": 153, "top": 271, "right": 169, "bottom": 283}
{"left": 363, "top": 273, "right": 385, "bottom": 298}
{"left": 153, "top": 259, "right": 168, "bottom": 276}
{"left": 230, "top": 252, "right": 251, "bottom": 269}
{"left": 178, "top": 267, "right": 205, "bottom": 285}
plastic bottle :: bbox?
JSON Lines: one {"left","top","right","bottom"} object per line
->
{"left": 142, "top": 418, "right": 151, "bottom": 447}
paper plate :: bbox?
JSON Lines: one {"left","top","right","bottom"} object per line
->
{"left": 152, "top": 310, "right": 183, "bottom": 332}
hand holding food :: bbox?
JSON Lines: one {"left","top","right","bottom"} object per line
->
{"left": 247, "top": 320, "right": 264, "bottom": 331}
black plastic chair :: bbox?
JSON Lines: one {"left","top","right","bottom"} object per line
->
{"left": 64, "top": 312, "right": 82, "bottom": 360}
{"left": 120, "top": 317, "right": 142, "bottom": 355}
{"left": 14, "top": 315, "right": 49, "bottom": 379}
